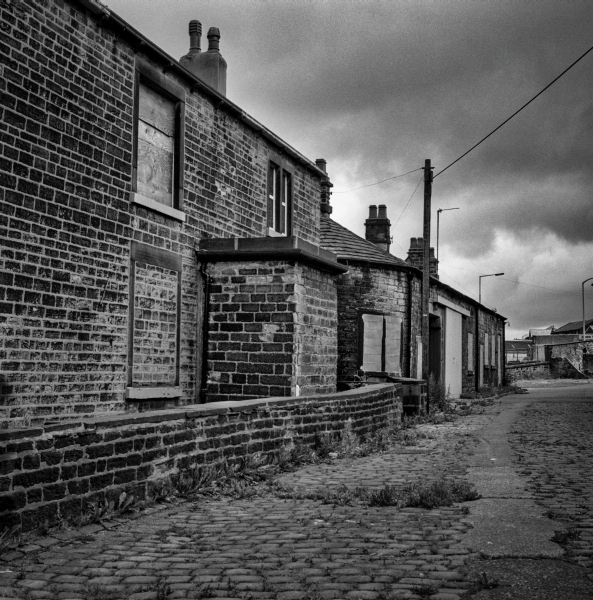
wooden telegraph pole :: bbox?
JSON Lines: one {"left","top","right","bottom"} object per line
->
{"left": 422, "top": 159, "right": 433, "bottom": 386}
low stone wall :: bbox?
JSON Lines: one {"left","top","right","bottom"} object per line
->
{"left": 0, "top": 384, "right": 401, "bottom": 534}
{"left": 506, "top": 361, "right": 551, "bottom": 381}
{"left": 549, "top": 341, "right": 593, "bottom": 375}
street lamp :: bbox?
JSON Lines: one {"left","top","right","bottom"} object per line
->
{"left": 436, "top": 207, "right": 459, "bottom": 260}
{"left": 479, "top": 273, "right": 504, "bottom": 304}
{"left": 582, "top": 278, "right": 593, "bottom": 340}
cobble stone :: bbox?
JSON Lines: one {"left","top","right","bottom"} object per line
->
{"left": 3, "top": 393, "right": 593, "bottom": 599}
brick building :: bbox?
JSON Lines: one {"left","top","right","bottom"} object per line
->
{"left": 320, "top": 206, "right": 506, "bottom": 397}
{"left": 0, "top": 0, "right": 346, "bottom": 428}
{"left": 0, "top": 0, "right": 505, "bottom": 430}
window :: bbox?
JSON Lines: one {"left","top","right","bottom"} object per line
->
{"left": 359, "top": 312, "right": 402, "bottom": 375}
{"left": 267, "top": 158, "right": 292, "bottom": 236}
{"left": 467, "top": 332, "right": 474, "bottom": 373}
{"left": 126, "top": 241, "right": 182, "bottom": 401}
{"left": 484, "top": 332, "right": 490, "bottom": 366}
{"left": 132, "top": 59, "right": 185, "bottom": 221}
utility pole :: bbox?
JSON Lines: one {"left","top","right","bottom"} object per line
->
{"left": 422, "top": 159, "right": 433, "bottom": 384}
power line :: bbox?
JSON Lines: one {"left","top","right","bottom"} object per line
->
{"left": 333, "top": 167, "right": 423, "bottom": 194}
{"left": 393, "top": 176, "right": 423, "bottom": 227}
{"left": 434, "top": 42, "right": 593, "bottom": 179}
{"left": 440, "top": 262, "right": 582, "bottom": 296}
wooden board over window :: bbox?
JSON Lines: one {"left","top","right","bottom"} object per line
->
{"left": 360, "top": 312, "right": 402, "bottom": 375}
{"left": 361, "top": 313, "right": 383, "bottom": 372}
{"left": 137, "top": 82, "right": 175, "bottom": 207}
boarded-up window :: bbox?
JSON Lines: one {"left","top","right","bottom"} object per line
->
{"left": 137, "top": 83, "right": 176, "bottom": 207}
{"left": 479, "top": 344, "right": 484, "bottom": 386}
{"left": 360, "top": 313, "right": 402, "bottom": 375}
{"left": 468, "top": 332, "right": 474, "bottom": 373}
{"left": 491, "top": 333, "right": 496, "bottom": 367}
{"left": 416, "top": 336, "right": 423, "bottom": 379}
{"left": 128, "top": 242, "right": 182, "bottom": 392}
{"left": 484, "top": 333, "right": 489, "bottom": 366}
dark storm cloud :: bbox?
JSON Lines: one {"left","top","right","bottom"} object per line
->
{"left": 107, "top": 0, "right": 593, "bottom": 334}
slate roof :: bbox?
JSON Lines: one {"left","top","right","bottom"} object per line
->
{"left": 552, "top": 319, "right": 593, "bottom": 334}
{"left": 320, "top": 217, "right": 410, "bottom": 268}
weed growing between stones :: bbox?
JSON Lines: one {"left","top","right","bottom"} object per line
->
{"left": 472, "top": 571, "right": 500, "bottom": 590}
{"left": 551, "top": 528, "right": 582, "bottom": 545}
{"left": 369, "top": 479, "right": 480, "bottom": 509}
{"left": 412, "top": 582, "right": 439, "bottom": 597}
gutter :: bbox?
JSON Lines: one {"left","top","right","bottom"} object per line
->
{"left": 74, "top": 0, "right": 326, "bottom": 179}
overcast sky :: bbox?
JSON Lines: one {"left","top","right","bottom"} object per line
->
{"left": 106, "top": 0, "right": 593, "bottom": 340}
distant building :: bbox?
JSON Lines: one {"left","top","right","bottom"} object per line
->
{"left": 505, "top": 340, "right": 530, "bottom": 363}
{"left": 551, "top": 319, "right": 593, "bottom": 336}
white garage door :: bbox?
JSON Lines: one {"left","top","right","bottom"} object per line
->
{"left": 445, "top": 308, "right": 462, "bottom": 398}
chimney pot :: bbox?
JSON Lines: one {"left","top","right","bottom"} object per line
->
{"left": 185, "top": 20, "right": 202, "bottom": 56}
{"left": 180, "top": 21, "right": 227, "bottom": 96}
{"left": 315, "top": 158, "right": 327, "bottom": 173}
{"left": 369, "top": 205, "right": 378, "bottom": 219}
{"left": 378, "top": 204, "right": 387, "bottom": 218}
{"left": 207, "top": 27, "right": 221, "bottom": 52}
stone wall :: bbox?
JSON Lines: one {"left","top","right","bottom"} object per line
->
{"left": 506, "top": 361, "right": 551, "bottom": 381}
{"left": 0, "top": 383, "right": 402, "bottom": 533}
{"left": 549, "top": 341, "right": 593, "bottom": 376}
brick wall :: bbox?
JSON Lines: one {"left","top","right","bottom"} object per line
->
{"left": 335, "top": 264, "right": 418, "bottom": 386}
{"left": 0, "top": 383, "right": 402, "bottom": 533}
{"left": 0, "top": 0, "right": 326, "bottom": 427}
{"left": 205, "top": 260, "right": 338, "bottom": 401}
{"left": 293, "top": 265, "right": 338, "bottom": 395}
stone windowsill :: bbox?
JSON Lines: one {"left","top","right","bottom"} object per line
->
{"left": 131, "top": 192, "right": 186, "bottom": 222}
{"left": 126, "top": 386, "right": 182, "bottom": 400}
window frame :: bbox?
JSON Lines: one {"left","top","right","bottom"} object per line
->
{"left": 267, "top": 155, "right": 293, "bottom": 237}
{"left": 358, "top": 310, "right": 403, "bottom": 376}
{"left": 126, "top": 241, "right": 183, "bottom": 400}
{"left": 132, "top": 59, "right": 186, "bottom": 222}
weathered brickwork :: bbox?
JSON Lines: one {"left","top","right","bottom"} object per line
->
{"left": 205, "top": 260, "right": 337, "bottom": 401}
{"left": 335, "top": 264, "right": 420, "bottom": 387}
{"left": 0, "top": 0, "right": 326, "bottom": 427}
{"left": 0, "top": 383, "right": 402, "bottom": 533}
{"left": 132, "top": 262, "right": 178, "bottom": 387}
{"left": 293, "top": 265, "right": 338, "bottom": 396}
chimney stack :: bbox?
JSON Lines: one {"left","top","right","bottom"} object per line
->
{"left": 365, "top": 204, "right": 391, "bottom": 253}
{"left": 405, "top": 237, "right": 438, "bottom": 278}
{"left": 180, "top": 21, "right": 227, "bottom": 96}
{"left": 316, "top": 159, "right": 333, "bottom": 217}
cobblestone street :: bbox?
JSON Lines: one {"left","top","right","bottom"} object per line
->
{"left": 1, "top": 384, "right": 593, "bottom": 600}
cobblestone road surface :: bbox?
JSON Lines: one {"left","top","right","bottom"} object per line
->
{"left": 1, "top": 384, "right": 592, "bottom": 600}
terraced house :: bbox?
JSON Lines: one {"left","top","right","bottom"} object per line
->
{"left": 0, "top": 0, "right": 505, "bottom": 532}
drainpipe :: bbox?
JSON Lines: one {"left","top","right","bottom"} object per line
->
{"left": 502, "top": 319, "right": 507, "bottom": 386}
{"left": 475, "top": 308, "right": 480, "bottom": 392}
{"left": 406, "top": 271, "right": 414, "bottom": 378}
{"left": 196, "top": 253, "right": 211, "bottom": 401}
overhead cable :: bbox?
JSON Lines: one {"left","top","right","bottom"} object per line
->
{"left": 332, "top": 167, "right": 423, "bottom": 193}
{"left": 434, "top": 42, "right": 593, "bottom": 179}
